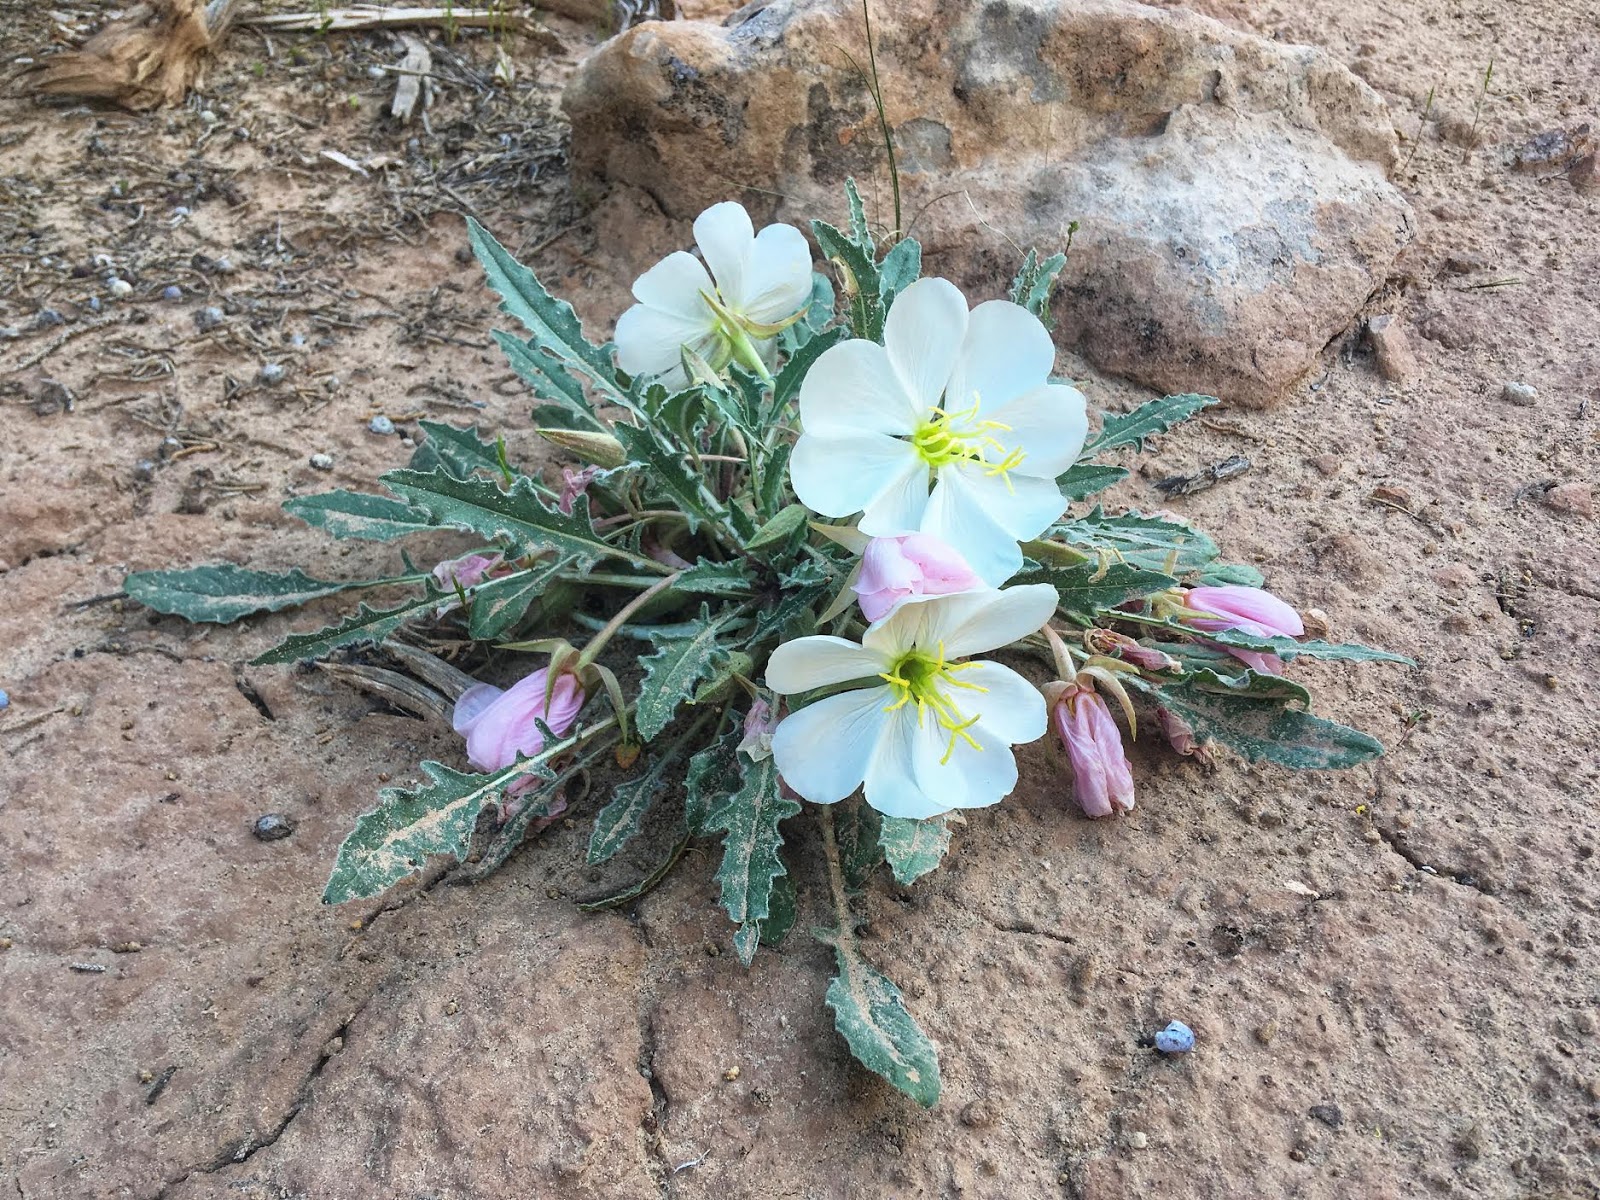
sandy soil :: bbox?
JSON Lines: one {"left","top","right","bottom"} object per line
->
{"left": 1, "top": 1, "right": 1597, "bottom": 1197}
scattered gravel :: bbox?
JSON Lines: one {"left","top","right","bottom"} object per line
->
{"left": 0, "top": 689, "right": 10, "bottom": 710}
{"left": 1155, "top": 1021, "right": 1196, "bottom": 1053}
{"left": 367, "top": 415, "right": 396, "bottom": 436}
{"left": 161, "top": 285, "right": 182, "bottom": 302}
{"left": 258, "top": 362, "right": 287, "bottom": 386}
{"left": 1502, "top": 380, "right": 1538, "bottom": 406}
{"left": 108, "top": 278, "right": 133, "bottom": 298}
{"left": 195, "top": 306, "right": 225, "bottom": 332}
{"left": 309, "top": 452, "right": 335, "bottom": 471}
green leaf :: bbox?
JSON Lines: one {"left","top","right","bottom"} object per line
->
{"left": 745, "top": 503, "right": 809, "bottom": 552}
{"left": 878, "top": 815, "right": 951, "bottom": 885}
{"left": 826, "top": 943, "right": 941, "bottom": 1108}
{"left": 706, "top": 753, "right": 801, "bottom": 928}
{"left": 466, "top": 560, "right": 570, "bottom": 640}
{"left": 685, "top": 728, "right": 739, "bottom": 836}
{"left": 467, "top": 217, "right": 624, "bottom": 403}
{"left": 635, "top": 606, "right": 745, "bottom": 740}
{"left": 1206, "top": 629, "right": 1416, "bottom": 666}
{"left": 1185, "top": 667, "right": 1313, "bottom": 707}
{"left": 493, "top": 330, "right": 606, "bottom": 433}
{"left": 757, "top": 440, "right": 793, "bottom": 520}
{"left": 813, "top": 220, "right": 883, "bottom": 341}
{"left": 283, "top": 490, "right": 438, "bottom": 542}
{"left": 612, "top": 423, "right": 726, "bottom": 537}
{"left": 877, "top": 238, "right": 922, "bottom": 309}
{"left": 1056, "top": 462, "right": 1130, "bottom": 502}
{"left": 1144, "top": 680, "right": 1386, "bottom": 770}
{"left": 1012, "top": 562, "right": 1176, "bottom": 613}
{"left": 323, "top": 758, "right": 549, "bottom": 904}
{"left": 124, "top": 564, "right": 390, "bottom": 625}
{"left": 675, "top": 560, "right": 756, "bottom": 598}
{"left": 758, "top": 870, "right": 798, "bottom": 947}
{"left": 587, "top": 744, "right": 686, "bottom": 865}
{"left": 752, "top": 559, "right": 834, "bottom": 642}
{"left": 844, "top": 177, "right": 876, "bottom": 257}
{"left": 1085, "top": 393, "right": 1218, "bottom": 456}
{"left": 250, "top": 589, "right": 444, "bottom": 665}
{"left": 381, "top": 468, "right": 642, "bottom": 573}
{"left": 410, "top": 420, "right": 507, "bottom": 480}
{"left": 1009, "top": 249, "right": 1069, "bottom": 329}
{"left": 1061, "top": 508, "right": 1219, "bottom": 574}
{"left": 1196, "top": 562, "right": 1267, "bottom": 588}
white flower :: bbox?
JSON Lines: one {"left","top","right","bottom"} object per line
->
{"left": 613, "top": 201, "right": 812, "bottom": 388}
{"left": 790, "top": 277, "right": 1089, "bottom": 585}
{"left": 764, "top": 583, "right": 1057, "bottom": 819}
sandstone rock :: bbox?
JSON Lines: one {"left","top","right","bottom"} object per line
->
{"left": 1366, "top": 314, "right": 1417, "bottom": 381}
{"left": 565, "top": 0, "right": 1414, "bottom": 407}
{"left": 1543, "top": 482, "right": 1593, "bottom": 518}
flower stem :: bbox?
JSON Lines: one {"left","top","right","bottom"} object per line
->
{"left": 575, "top": 570, "right": 682, "bottom": 671}
{"left": 816, "top": 804, "right": 858, "bottom": 953}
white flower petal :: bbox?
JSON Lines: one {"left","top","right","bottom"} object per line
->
{"left": 884, "top": 277, "right": 968, "bottom": 411}
{"left": 913, "top": 583, "right": 1060, "bottom": 659}
{"left": 791, "top": 432, "right": 923, "bottom": 519}
{"left": 864, "top": 705, "right": 948, "bottom": 818}
{"left": 631, "top": 250, "right": 715, "bottom": 316}
{"left": 693, "top": 201, "right": 755, "bottom": 305}
{"left": 614, "top": 304, "right": 717, "bottom": 379}
{"left": 945, "top": 299, "right": 1057, "bottom": 416}
{"left": 912, "top": 713, "right": 1018, "bottom": 811}
{"left": 771, "top": 686, "right": 890, "bottom": 805}
{"left": 859, "top": 458, "right": 934, "bottom": 536}
{"left": 766, "top": 636, "right": 887, "bottom": 694}
{"left": 919, "top": 470, "right": 1025, "bottom": 585}
{"left": 948, "top": 462, "right": 1067, "bottom": 540}
{"left": 956, "top": 662, "right": 1047, "bottom": 745}
{"left": 984, "top": 383, "right": 1090, "bottom": 479}
{"left": 739, "top": 223, "right": 814, "bottom": 324}
{"left": 798, "top": 340, "right": 922, "bottom": 436}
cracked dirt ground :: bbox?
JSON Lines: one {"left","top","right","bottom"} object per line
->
{"left": 2, "top": 0, "right": 1599, "bottom": 1196}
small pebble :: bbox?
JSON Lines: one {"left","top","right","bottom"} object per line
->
{"left": 133, "top": 460, "right": 157, "bottom": 482}
{"left": 233, "top": 127, "right": 250, "bottom": 141}
{"left": 200, "top": 109, "right": 219, "bottom": 125}
{"left": 196, "top": 306, "right": 224, "bottom": 332}
{"left": 34, "top": 308, "right": 64, "bottom": 329}
{"left": 252, "top": 813, "right": 297, "bottom": 841}
{"left": 70, "top": 962, "right": 107, "bottom": 973}
{"left": 87, "top": 296, "right": 101, "bottom": 313}
{"left": 0, "top": 326, "right": 20, "bottom": 340}
{"left": 722, "top": 1066, "right": 740, "bottom": 1081}
{"left": 309, "top": 453, "right": 335, "bottom": 471}
{"left": 1128, "top": 1131, "right": 1149, "bottom": 1150}
{"left": 290, "top": 332, "right": 307, "bottom": 348}
{"left": 258, "top": 362, "right": 286, "bottom": 386}
{"left": 1309, "top": 1103, "right": 1344, "bottom": 1129}
{"left": 0, "top": 689, "right": 10, "bottom": 709}
{"left": 1154, "top": 1020, "right": 1196, "bottom": 1054}
{"left": 161, "top": 285, "right": 183, "bottom": 302}
{"left": 213, "top": 256, "right": 235, "bottom": 273}
{"left": 1501, "top": 380, "right": 1538, "bottom": 407}
{"left": 172, "top": 205, "right": 191, "bottom": 218}
{"left": 367, "top": 414, "right": 396, "bottom": 436}
{"left": 325, "top": 375, "right": 342, "bottom": 393}
{"left": 367, "top": 64, "right": 387, "bottom": 79}
{"left": 108, "top": 278, "right": 133, "bottom": 298}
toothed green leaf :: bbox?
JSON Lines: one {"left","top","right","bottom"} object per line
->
{"left": 1139, "top": 679, "right": 1386, "bottom": 770}
{"left": 1059, "top": 508, "right": 1219, "bottom": 574}
{"left": 826, "top": 944, "right": 941, "bottom": 1108}
{"left": 1009, "top": 248, "right": 1068, "bottom": 329}
{"left": 124, "top": 564, "right": 394, "bottom": 625}
{"left": 706, "top": 752, "right": 800, "bottom": 929}
{"left": 635, "top": 606, "right": 746, "bottom": 741}
{"left": 878, "top": 814, "right": 951, "bottom": 885}
{"left": 410, "top": 420, "right": 507, "bottom": 479}
{"left": 1056, "top": 462, "right": 1130, "bottom": 502}
{"left": 1085, "top": 393, "right": 1217, "bottom": 456}
{"left": 283, "top": 490, "right": 439, "bottom": 542}
{"left": 466, "top": 559, "right": 572, "bottom": 640}
{"left": 250, "top": 588, "right": 445, "bottom": 665}
{"left": 1011, "top": 561, "right": 1176, "bottom": 613}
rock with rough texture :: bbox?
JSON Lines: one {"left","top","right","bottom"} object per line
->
{"left": 564, "top": 0, "right": 1414, "bottom": 407}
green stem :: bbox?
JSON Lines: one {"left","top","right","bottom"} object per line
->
{"left": 816, "top": 804, "right": 858, "bottom": 952}
{"left": 575, "top": 571, "right": 682, "bottom": 670}
{"left": 861, "top": 0, "right": 901, "bottom": 240}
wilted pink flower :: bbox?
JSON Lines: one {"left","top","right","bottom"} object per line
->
{"left": 738, "top": 696, "right": 780, "bottom": 760}
{"left": 1155, "top": 705, "right": 1211, "bottom": 765}
{"left": 1084, "top": 628, "right": 1179, "bottom": 674}
{"left": 451, "top": 667, "right": 586, "bottom": 795}
{"left": 853, "top": 533, "right": 985, "bottom": 622}
{"left": 1050, "top": 684, "right": 1135, "bottom": 818}
{"left": 433, "top": 552, "right": 505, "bottom": 592}
{"left": 557, "top": 466, "right": 601, "bottom": 516}
{"left": 1182, "top": 584, "right": 1304, "bottom": 675}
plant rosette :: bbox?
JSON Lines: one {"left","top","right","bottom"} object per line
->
{"left": 123, "top": 182, "right": 1412, "bottom": 1108}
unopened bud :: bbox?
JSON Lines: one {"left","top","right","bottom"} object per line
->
{"left": 535, "top": 427, "right": 626, "bottom": 469}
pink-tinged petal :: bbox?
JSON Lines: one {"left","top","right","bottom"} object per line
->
{"left": 1054, "top": 690, "right": 1135, "bottom": 818}
{"left": 883, "top": 277, "right": 968, "bottom": 412}
{"left": 433, "top": 552, "right": 503, "bottom": 592}
{"left": 853, "top": 534, "right": 986, "bottom": 622}
{"left": 452, "top": 682, "right": 504, "bottom": 736}
{"left": 917, "top": 468, "right": 1025, "bottom": 586}
{"left": 458, "top": 669, "right": 585, "bottom": 773}
{"left": 692, "top": 201, "right": 755, "bottom": 306}
{"left": 945, "top": 299, "right": 1057, "bottom": 416}
{"left": 1187, "top": 586, "right": 1304, "bottom": 638}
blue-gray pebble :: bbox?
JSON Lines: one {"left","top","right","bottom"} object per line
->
{"left": 0, "top": 689, "right": 10, "bottom": 710}
{"left": 1155, "top": 1021, "right": 1195, "bottom": 1053}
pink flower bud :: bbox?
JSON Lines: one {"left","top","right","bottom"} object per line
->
{"left": 853, "top": 534, "right": 986, "bottom": 622}
{"left": 1182, "top": 585, "right": 1304, "bottom": 675}
{"left": 432, "top": 552, "right": 505, "bottom": 592}
{"left": 1085, "top": 628, "right": 1179, "bottom": 674}
{"left": 451, "top": 667, "right": 586, "bottom": 793}
{"left": 1051, "top": 686, "right": 1135, "bottom": 818}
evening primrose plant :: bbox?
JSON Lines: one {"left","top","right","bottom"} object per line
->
{"left": 124, "top": 183, "right": 1410, "bottom": 1107}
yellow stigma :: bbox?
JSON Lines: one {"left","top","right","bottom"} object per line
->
{"left": 908, "top": 398, "right": 1026, "bottom": 487}
{"left": 879, "top": 642, "right": 990, "bottom": 764}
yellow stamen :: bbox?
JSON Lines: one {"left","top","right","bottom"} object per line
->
{"left": 907, "top": 397, "right": 1026, "bottom": 489}
{"left": 877, "top": 641, "right": 991, "bottom": 763}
